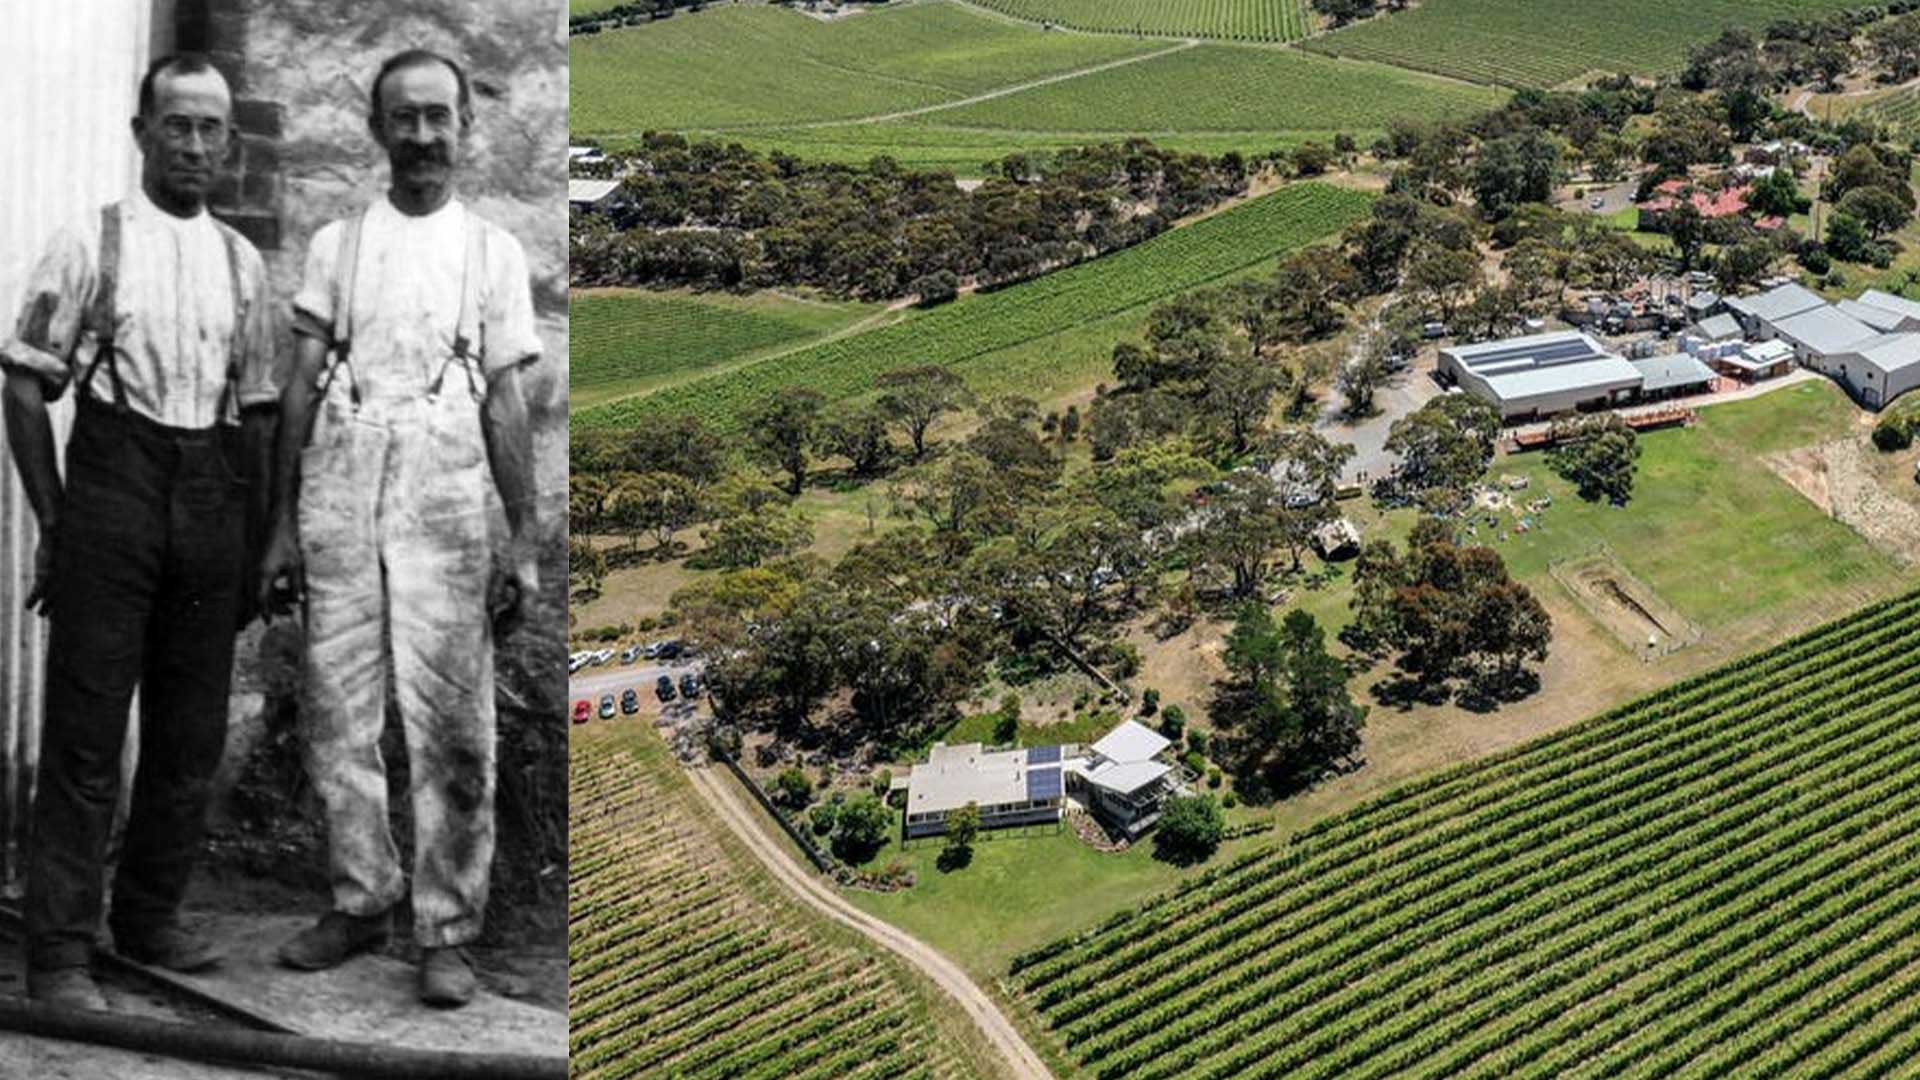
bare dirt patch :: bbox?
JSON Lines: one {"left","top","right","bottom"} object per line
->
{"left": 1767, "top": 437, "right": 1920, "bottom": 565}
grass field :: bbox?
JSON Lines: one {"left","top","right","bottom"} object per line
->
{"left": 568, "top": 722, "right": 994, "bottom": 1079}
{"left": 1301, "top": 0, "right": 1864, "bottom": 88}
{"left": 969, "top": 0, "right": 1314, "bottom": 42}
{"left": 572, "top": 182, "right": 1374, "bottom": 435}
{"left": 568, "top": 3, "right": 1162, "bottom": 133}
{"left": 568, "top": 289, "right": 884, "bottom": 408}
{"left": 1012, "top": 577, "right": 1920, "bottom": 1078}
{"left": 918, "top": 44, "right": 1504, "bottom": 134}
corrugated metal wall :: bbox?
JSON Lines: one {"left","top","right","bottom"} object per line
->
{"left": 0, "top": 3, "right": 152, "bottom": 896}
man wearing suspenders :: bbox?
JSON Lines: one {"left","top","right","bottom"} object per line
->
{"left": 259, "top": 49, "right": 541, "bottom": 1007}
{"left": 0, "top": 55, "right": 278, "bottom": 1010}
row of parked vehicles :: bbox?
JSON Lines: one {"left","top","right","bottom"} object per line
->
{"left": 568, "top": 639, "right": 690, "bottom": 674}
{"left": 571, "top": 672, "right": 704, "bottom": 724}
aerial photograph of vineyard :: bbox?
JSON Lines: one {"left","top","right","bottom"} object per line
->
{"left": 569, "top": 0, "right": 1920, "bottom": 1075}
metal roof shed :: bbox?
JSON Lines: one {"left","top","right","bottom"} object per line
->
{"left": 1725, "top": 283, "right": 1827, "bottom": 328}
{"left": 1632, "top": 354, "right": 1717, "bottom": 394}
{"left": 1694, "top": 313, "right": 1742, "bottom": 341}
{"left": 1773, "top": 305, "right": 1878, "bottom": 358}
{"left": 1089, "top": 720, "right": 1170, "bottom": 764}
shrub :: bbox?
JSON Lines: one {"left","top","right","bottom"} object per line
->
{"left": 773, "top": 767, "right": 813, "bottom": 809}
{"left": 871, "top": 768, "right": 892, "bottom": 797}
{"left": 810, "top": 802, "right": 839, "bottom": 835}
{"left": 1140, "top": 688, "right": 1161, "bottom": 716}
{"left": 1154, "top": 794, "right": 1226, "bottom": 865}
{"left": 911, "top": 269, "right": 960, "bottom": 306}
{"left": 1161, "top": 704, "right": 1186, "bottom": 739}
{"left": 1800, "top": 246, "right": 1833, "bottom": 275}
{"left": 1187, "top": 728, "right": 1210, "bottom": 756}
{"left": 1873, "top": 416, "right": 1913, "bottom": 452}
{"left": 993, "top": 692, "right": 1022, "bottom": 744}
{"left": 938, "top": 802, "right": 980, "bottom": 872}
{"left": 1222, "top": 791, "right": 1239, "bottom": 809}
{"left": 1106, "top": 641, "right": 1142, "bottom": 680}
{"left": 1208, "top": 766, "right": 1223, "bottom": 789}
{"left": 832, "top": 794, "right": 891, "bottom": 863}
{"left": 1184, "top": 749, "right": 1207, "bottom": 775}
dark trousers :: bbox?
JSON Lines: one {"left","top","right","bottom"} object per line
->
{"left": 24, "top": 397, "right": 246, "bottom": 972}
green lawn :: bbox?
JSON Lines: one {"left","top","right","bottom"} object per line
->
{"left": 1301, "top": 0, "right": 1864, "bottom": 88}
{"left": 569, "top": 2, "right": 1161, "bottom": 133}
{"left": 916, "top": 44, "right": 1504, "bottom": 135}
{"left": 568, "top": 288, "right": 883, "bottom": 408}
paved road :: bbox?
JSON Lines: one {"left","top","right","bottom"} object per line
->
{"left": 683, "top": 762, "right": 1054, "bottom": 1080}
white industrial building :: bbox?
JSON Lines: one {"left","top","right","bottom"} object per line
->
{"left": 1805, "top": 333, "right": 1920, "bottom": 410}
{"left": 1724, "top": 282, "right": 1828, "bottom": 340}
{"left": 1689, "top": 284, "right": 1920, "bottom": 410}
{"left": 1437, "top": 330, "right": 1644, "bottom": 421}
{"left": 899, "top": 720, "right": 1186, "bottom": 840}
{"left": 1771, "top": 305, "right": 1878, "bottom": 364}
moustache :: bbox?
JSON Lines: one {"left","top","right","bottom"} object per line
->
{"left": 395, "top": 143, "right": 453, "bottom": 168}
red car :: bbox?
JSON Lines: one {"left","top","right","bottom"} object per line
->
{"left": 572, "top": 699, "right": 592, "bottom": 725}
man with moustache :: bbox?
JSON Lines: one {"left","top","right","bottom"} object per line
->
{"left": 1, "top": 54, "right": 278, "bottom": 1010}
{"left": 259, "top": 48, "right": 540, "bottom": 1007}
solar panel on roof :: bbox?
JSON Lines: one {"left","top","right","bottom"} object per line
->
{"left": 1026, "top": 766, "right": 1062, "bottom": 801}
{"left": 1027, "top": 744, "right": 1061, "bottom": 765}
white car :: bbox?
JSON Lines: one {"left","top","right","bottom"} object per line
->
{"left": 591, "top": 649, "right": 615, "bottom": 666}
{"left": 568, "top": 653, "right": 590, "bottom": 674}
{"left": 621, "top": 644, "right": 643, "bottom": 664}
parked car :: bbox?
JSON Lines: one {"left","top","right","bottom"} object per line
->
{"left": 621, "top": 688, "right": 640, "bottom": 715}
{"left": 655, "top": 639, "right": 685, "bottom": 661}
{"left": 591, "top": 649, "right": 614, "bottom": 666}
{"left": 642, "top": 641, "right": 662, "bottom": 659}
{"left": 620, "top": 644, "right": 642, "bottom": 664}
{"left": 1422, "top": 321, "right": 1448, "bottom": 340}
{"left": 679, "top": 673, "right": 701, "bottom": 698}
{"left": 572, "top": 700, "right": 591, "bottom": 725}
{"left": 1588, "top": 195, "right": 1605, "bottom": 209}
{"left": 598, "top": 694, "right": 616, "bottom": 719}
{"left": 568, "top": 653, "right": 589, "bottom": 674}
{"left": 656, "top": 675, "right": 677, "bottom": 703}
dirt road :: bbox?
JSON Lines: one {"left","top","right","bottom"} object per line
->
{"left": 683, "top": 763, "right": 1053, "bottom": 1080}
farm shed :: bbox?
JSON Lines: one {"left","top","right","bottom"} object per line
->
{"left": 1438, "top": 330, "right": 1642, "bottom": 421}
{"left": 1632, "top": 354, "right": 1717, "bottom": 401}
{"left": 1815, "top": 333, "right": 1920, "bottom": 411}
{"left": 1771, "top": 305, "right": 1878, "bottom": 365}
{"left": 902, "top": 743, "right": 1065, "bottom": 839}
{"left": 569, "top": 178, "right": 621, "bottom": 212}
{"left": 1692, "top": 312, "right": 1743, "bottom": 343}
{"left": 1710, "top": 339, "right": 1796, "bottom": 382}
{"left": 1850, "top": 289, "right": 1920, "bottom": 332}
{"left": 1724, "top": 283, "right": 1827, "bottom": 340}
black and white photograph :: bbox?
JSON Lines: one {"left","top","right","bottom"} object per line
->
{"left": 0, "top": 1, "right": 568, "bottom": 1076}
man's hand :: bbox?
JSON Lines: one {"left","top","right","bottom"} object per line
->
{"left": 25, "top": 534, "right": 53, "bottom": 616}
{"left": 257, "top": 522, "right": 304, "bottom": 621}
{"left": 490, "top": 544, "right": 540, "bottom": 639}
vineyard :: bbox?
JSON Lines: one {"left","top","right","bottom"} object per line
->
{"left": 1012, "top": 585, "right": 1920, "bottom": 1078}
{"left": 919, "top": 44, "right": 1503, "bottom": 135}
{"left": 568, "top": 290, "right": 881, "bottom": 408}
{"left": 572, "top": 182, "right": 1374, "bottom": 435}
{"left": 569, "top": 723, "right": 988, "bottom": 1080}
{"left": 1301, "top": 0, "right": 1864, "bottom": 88}
{"left": 1858, "top": 85, "right": 1920, "bottom": 139}
{"left": 968, "top": 0, "right": 1314, "bottom": 43}
{"left": 568, "top": 2, "right": 1159, "bottom": 133}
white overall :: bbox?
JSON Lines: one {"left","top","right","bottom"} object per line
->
{"left": 298, "top": 206, "right": 496, "bottom": 948}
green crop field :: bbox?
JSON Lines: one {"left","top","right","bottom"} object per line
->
{"left": 970, "top": 0, "right": 1314, "bottom": 42}
{"left": 569, "top": 723, "right": 990, "bottom": 1080}
{"left": 919, "top": 44, "right": 1504, "bottom": 135}
{"left": 568, "top": 3, "right": 1162, "bottom": 133}
{"left": 1301, "top": 0, "right": 1864, "bottom": 88}
{"left": 1012, "top": 583, "right": 1920, "bottom": 1078}
{"left": 572, "top": 182, "right": 1374, "bottom": 434}
{"left": 569, "top": 290, "right": 883, "bottom": 408}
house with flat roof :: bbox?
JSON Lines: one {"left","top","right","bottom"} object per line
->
{"left": 902, "top": 743, "right": 1064, "bottom": 839}
{"left": 1437, "top": 330, "right": 1643, "bottom": 421}
{"left": 900, "top": 719, "right": 1187, "bottom": 840}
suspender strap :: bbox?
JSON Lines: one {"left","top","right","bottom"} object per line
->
{"left": 79, "top": 204, "right": 129, "bottom": 413}
{"left": 214, "top": 221, "right": 250, "bottom": 426}
{"left": 431, "top": 213, "right": 488, "bottom": 400}
{"left": 318, "top": 211, "right": 367, "bottom": 408}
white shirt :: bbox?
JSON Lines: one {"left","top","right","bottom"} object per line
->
{"left": 293, "top": 196, "right": 541, "bottom": 398}
{"left": 1, "top": 187, "right": 275, "bottom": 427}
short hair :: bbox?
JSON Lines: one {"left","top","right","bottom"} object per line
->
{"left": 369, "top": 49, "right": 471, "bottom": 126}
{"left": 137, "top": 53, "right": 224, "bottom": 118}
